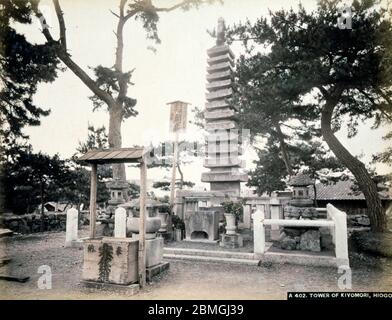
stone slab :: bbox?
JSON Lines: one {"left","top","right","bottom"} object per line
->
{"left": 207, "top": 53, "right": 234, "bottom": 66}
{"left": 206, "top": 70, "right": 232, "bottom": 82}
{"left": 206, "top": 88, "right": 233, "bottom": 101}
{"left": 183, "top": 238, "right": 219, "bottom": 244}
{"left": 219, "top": 233, "right": 244, "bottom": 249}
{"left": 82, "top": 237, "right": 139, "bottom": 285}
{"left": 146, "top": 237, "right": 164, "bottom": 268}
{"left": 207, "top": 45, "right": 235, "bottom": 58}
{"left": 201, "top": 172, "right": 248, "bottom": 182}
{"left": 146, "top": 262, "right": 170, "bottom": 282}
{"left": 81, "top": 280, "right": 140, "bottom": 294}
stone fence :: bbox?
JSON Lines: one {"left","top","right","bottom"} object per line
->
{"left": 1, "top": 210, "right": 89, "bottom": 234}
{"left": 242, "top": 195, "right": 371, "bottom": 230}
{"left": 252, "top": 203, "right": 350, "bottom": 268}
{"left": 1, "top": 212, "right": 67, "bottom": 233}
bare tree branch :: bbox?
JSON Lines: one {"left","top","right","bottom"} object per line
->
{"left": 32, "top": 1, "right": 117, "bottom": 108}
{"left": 53, "top": 0, "right": 67, "bottom": 50}
{"left": 110, "top": 9, "right": 120, "bottom": 18}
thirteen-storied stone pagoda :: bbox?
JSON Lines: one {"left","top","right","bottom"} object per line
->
{"left": 201, "top": 18, "right": 247, "bottom": 196}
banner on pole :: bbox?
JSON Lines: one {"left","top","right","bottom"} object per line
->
{"left": 168, "top": 101, "right": 189, "bottom": 133}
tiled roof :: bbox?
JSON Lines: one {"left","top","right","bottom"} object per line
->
{"left": 309, "top": 180, "right": 391, "bottom": 201}
{"left": 78, "top": 148, "right": 145, "bottom": 164}
{"left": 288, "top": 173, "right": 314, "bottom": 186}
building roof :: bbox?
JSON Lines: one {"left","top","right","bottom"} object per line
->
{"left": 78, "top": 148, "right": 146, "bottom": 164}
{"left": 309, "top": 180, "right": 392, "bottom": 201}
{"left": 288, "top": 173, "right": 314, "bottom": 187}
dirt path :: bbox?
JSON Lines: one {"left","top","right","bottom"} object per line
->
{"left": 1, "top": 230, "right": 391, "bottom": 300}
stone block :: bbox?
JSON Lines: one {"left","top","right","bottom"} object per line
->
{"left": 280, "top": 236, "right": 297, "bottom": 250}
{"left": 185, "top": 210, "right": 219, "bottom": 241}
{"left": 146, "top": 262, "right": 170, "bottom": 282}
{"left": 82, "top": 237, "right": 138, "bottom": 285}
{"left": 145, "top": 237, "right": 164, "bottom": 268}
{"left": 219, "top": 233, "right": 243, "bottom": 249}
{"left": 299, "top": 230, "right": 321, "bottom": 252}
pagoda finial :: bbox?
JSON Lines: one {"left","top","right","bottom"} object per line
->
{"left": 216, "top": 17, "right": 226, "bottom": 46}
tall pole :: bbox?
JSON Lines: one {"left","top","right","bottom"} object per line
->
{"left": 89, "top": 163, "right": 98, "bottom": 238}
{"left": 170, "top": 130, "right": 179, "bottom": 208}
{"left": 138, "top": 158, "right": 147, "bottom": 288}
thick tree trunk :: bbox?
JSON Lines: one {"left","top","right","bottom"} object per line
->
{"left": 321, "top": 97, "right": 387, "bottom": 232}
{"left": 109, "top": 105, "right": 126, "bottom": 181}
{"left": 177, "top": 163, "right": 184, "bottom": 190}
{"left": 274, "top": 121, "right": 293, "bottom": 176}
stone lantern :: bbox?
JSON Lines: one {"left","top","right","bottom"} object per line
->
{"left": 106, "top": 179, "right": 129, "bottom": 216}
{"left": 284, "top": 173, "right": 316, "bottom": 219}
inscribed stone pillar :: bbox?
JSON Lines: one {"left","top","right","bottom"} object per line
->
{"left": 114, "top": 207, "right": 127, "bottom": 238}
{"left": 65, "top": 208, "right": 78, "bottom": 247}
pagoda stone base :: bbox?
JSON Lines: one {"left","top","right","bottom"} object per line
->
{"left": 220, "top": 233, "right": 243, "bottom": 249}
{"left": 210, "top": 181, "right": 241, "bottom": 196}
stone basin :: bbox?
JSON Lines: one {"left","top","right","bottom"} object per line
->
{"left": 126, "top": 217, "right": 161, "bottom": 234}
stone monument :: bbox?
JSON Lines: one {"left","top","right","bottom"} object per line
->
{"left": 201, "top": 18, "right": 247, "bottom": 197}
{"left": 278, "top": 173, "right": 331, "bottom": 252}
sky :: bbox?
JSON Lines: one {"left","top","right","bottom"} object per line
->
{"left": 14, "top": 0, "right": 391, "bottom": 191}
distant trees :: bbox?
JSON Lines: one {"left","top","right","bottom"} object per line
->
{"left": 0, "top": 1, "right": 61, "bottom": 214}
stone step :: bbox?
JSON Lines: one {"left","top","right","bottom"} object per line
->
{"left": 206, "top": 100, "right": 238, "bottom": 111}
{"left": 206, "top": 79, "right": 232, "bottom": 91}
{"left": 207, "top": 45, "right": 235, "bottom": 58}
{"left": 205, "top": 109, "right": 235, "bottom": 120}
{"left": 206, "top": 88, "right": 233, "bottom": 101}
{"left": 201, "top": 172, "right": 248, "bottom": 183}
{"left": 163, "top": 254, "right": 260, "bottom": 266}
{"left": 207, "top": 62, "right": 233, "bottom": 74}
{"left": 207, "top": 53, "right": 234, "bottom": 66}
{"left": 206, "top": 70, "right": 232, "bottom": 82}
{"left": 164, "top": 247, "right": 256, "bottom": 260}
{"left": 205, "top": 120, "right": 238, "bottom": 131}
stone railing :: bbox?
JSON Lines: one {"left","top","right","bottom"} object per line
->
{"left": 252, "top": 203, "right": 349, "bottom": 268}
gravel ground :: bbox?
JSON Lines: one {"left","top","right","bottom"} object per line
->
{"left": 1, "top": 228, "right": 391, "bottom": 300}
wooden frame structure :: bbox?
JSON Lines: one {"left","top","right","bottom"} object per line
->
{"left": 78, "top": 147, "right": 148, "bottom": 287}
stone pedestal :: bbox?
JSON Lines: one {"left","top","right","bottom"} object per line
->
{"left": 82, "top": 237, "right": 138, "bottom": 285}
{"left": 185, "top": 210, "right": 219, "bottom": 242}
{"left": 219, "top": 233, "right": 243, "bottom": 249}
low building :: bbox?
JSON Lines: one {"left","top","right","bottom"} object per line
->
{"left": 309, "top": 180, "right": 391, "bottom": 216}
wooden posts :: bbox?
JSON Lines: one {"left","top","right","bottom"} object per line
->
{"left": 138, "top": 159, "right": 147, "bottom": 287}
{"left": 89, "top": 163, "right": 98, "bottom": 239}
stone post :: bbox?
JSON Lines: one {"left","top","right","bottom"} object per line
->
{"left": 269, "top": 198, "right": 281, "bottom": 241}
{"left": 252, "top": 208, "right": 265, "bottom": 256}
{"left": 65, "top": 208, "right": 78, "bottom": 247}
{"left": 328, "top": 204, "right": 349, "bottom": 267}
{"left": 243, "top": 204, "right": 251, "bottom": 229}
{"left": 114, "top": 207, "right": 127, "bottom": 238}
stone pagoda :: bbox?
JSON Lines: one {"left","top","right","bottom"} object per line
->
{"left": 201, "top": 18, "right": 247, "bottom": 196}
